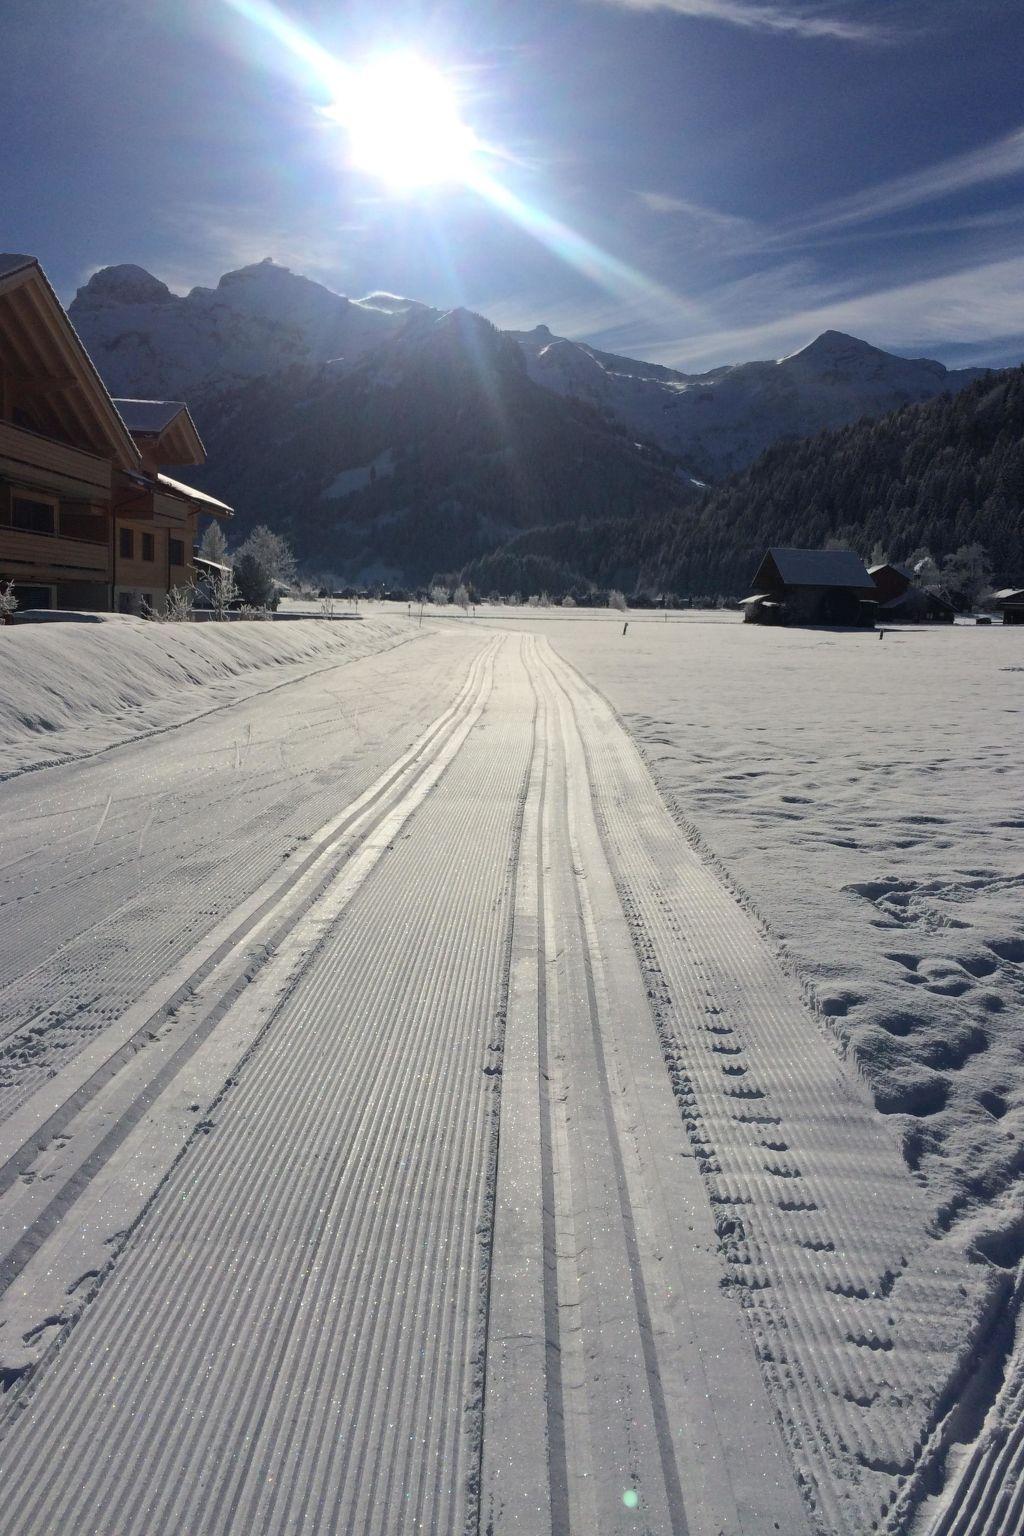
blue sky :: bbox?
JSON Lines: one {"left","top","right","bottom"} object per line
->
{"left": 4, "top": 0, "right": 1024, "bottom": 370}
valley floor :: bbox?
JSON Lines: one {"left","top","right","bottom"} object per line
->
{"left": 0, "top": 610, "right": 1019, "bottom": 1534}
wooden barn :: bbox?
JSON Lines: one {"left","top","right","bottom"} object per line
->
{"left": 0, "top": 254, "right": 231, "bottom": 615}
{"left": 991, "top": 588, "right": 1024, "bottom": 625}
{"left": 742, "top": 547, "right": 876, "bottom": 627}
{"left": 868, "top": 562, "right": 956, "bottom": 623}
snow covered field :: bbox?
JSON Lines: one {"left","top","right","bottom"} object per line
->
{"left": 0, "top": 608, "right": 1020, "bottom": 1535}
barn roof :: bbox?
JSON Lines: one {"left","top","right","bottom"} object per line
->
{"left": 992, "top": 588, "right": 1024, "bottom": 604}
{"left": 764, "top": 547, "right": 873, "bottom": 589}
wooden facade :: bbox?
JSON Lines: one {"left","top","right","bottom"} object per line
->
{"left": 0, "top": 255, "right": 231, "bottom": 616}
{"left": 992, "top": 588, "right": 1024, "bottom": 625}
{"left": 743, "top": 547, "right": 877, "bottom": 627}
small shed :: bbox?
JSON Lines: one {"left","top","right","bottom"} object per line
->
{"left": 868, "top": 562, "right": 913, "bottom": 604}
{"left": 992, "top": 588, "right": 1024, "bottom": 625}
{"left": 744, "top": 548, "right": 876, "bottom": 627}
{"left": 869, "top": 564, "right": 956, "bottom": 623}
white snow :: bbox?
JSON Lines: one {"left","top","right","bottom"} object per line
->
{"left": 0, "top": 605, "right": 1019, "bottom": 1533}
{"left": 536, "top": 614, "right": 1024, "bottom": 1242}
{"left": 0, "top": 613, "right": 408, "bottom": 778}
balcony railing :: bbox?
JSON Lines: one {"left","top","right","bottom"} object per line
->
{"left": 0, "top": 420, "right": 112, "bottom": 492}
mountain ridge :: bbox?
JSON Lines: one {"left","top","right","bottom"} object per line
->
{"left": 71, "top": 258, "right": 992, "bottom": 481}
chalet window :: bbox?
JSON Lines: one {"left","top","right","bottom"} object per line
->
{"left": 142, "top": 532, "right": 155, "bottom": 562}
{"left": 59, "top": 506, "right": 107, "bottom": 544}
{"left": 117, "top": 591, "right": 134, "bottom": 614}
{"left": 120, "top": 527, "right": 134, "bottom": 559}
{"left": 12, "top": 496, "right": 56, "bottom": 535}
{"left": 169, "top": 538, "right": 185, "bottom": 567}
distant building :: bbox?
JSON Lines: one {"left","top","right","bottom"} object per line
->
{"left": 0, "top": 254, "right": 231, "bottom": 615}
{"left": 991, "top": 588, "right": 1024, "bottom": 625}
{"left": 868, "top": 562, "right": 956, "bottom": 623}
{"left": 742, "top": 547, "right": 876, "bottom": 627}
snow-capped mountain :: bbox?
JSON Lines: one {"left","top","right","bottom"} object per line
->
{"left": 69, "top": 259, "right": 437, "bottom": 400}
{"left": 71, "top": 258, "right": 991, "bottom": 481}
{"left": 510, "top": 325, "right": 990, "bottom": 478}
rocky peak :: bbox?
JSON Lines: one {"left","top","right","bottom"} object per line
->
{"left": 74, "top": 264, "right": 175, "bottom": 307}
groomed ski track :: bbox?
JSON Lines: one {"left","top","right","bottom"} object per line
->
{"left": 0, "top": 630, "right": 1000, "bottom": 1534}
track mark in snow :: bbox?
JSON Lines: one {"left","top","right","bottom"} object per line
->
{"left": 0, "top": 640, "right": 502, "bottom": 1389}
{"left": 484, "top": 638, "right": 809, "bottom": 1535}
{"left": 539, "top": 639, "right": 1001, "bottom": 1536}
{"left": 0, "top": 637, "right": 534, "bottom": 1535}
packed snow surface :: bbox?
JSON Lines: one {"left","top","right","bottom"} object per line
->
{"left": 0, "top": 606, "right": 1019, "bottom": 1536}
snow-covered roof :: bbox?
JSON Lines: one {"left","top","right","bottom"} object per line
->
{"left": 0, "top": 253, "right": 36, "bottom": 282}
{"left": 766, "top": 548, "right": 873, "bottom": 589}
{"left": 868, "top": 562, "right": 913, "bottom": 580}
{"left": 113, "top": 399, "right": 189, "bottom": 435}
{"left": 157, "top": 473, "right": 233, "bottom": 515}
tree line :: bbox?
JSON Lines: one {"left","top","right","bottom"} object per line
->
{"left": 451, "top": 366, "right": 1024, "bottom": 599}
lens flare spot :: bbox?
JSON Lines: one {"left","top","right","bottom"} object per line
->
{"left": 335, "top": 54, "right": 478, "bottom": 189}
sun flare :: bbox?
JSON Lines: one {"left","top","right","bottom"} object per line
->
{"left": 338, "top": 55, "right": 479, "bottom": 190}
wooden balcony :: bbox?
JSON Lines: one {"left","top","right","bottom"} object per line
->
{"left": 0, "top": 420, "right": 113, "bottom": 497}
{"left": 0, "top": 527, "right": 111, "bottom": 582}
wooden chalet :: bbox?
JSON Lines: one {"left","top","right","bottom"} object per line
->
{"left": 742, "top": 547, "right": 876, "bottom": 627}
{"left": 868, "top": 562, "right": 956, "bottom": 623}
{"left": 991, "top": 588, "right": 1024, "bottom": 625}
{"left": 0, "top": 254, "right": 231, "bottom": 616}
{"left": 111, "top": 399, "right": 232, "bottom": 614}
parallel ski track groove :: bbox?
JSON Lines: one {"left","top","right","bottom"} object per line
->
{"left": 532, "top": 668, "right": 571, "bottom": 1535}
{"left": 0, "top": 634, "right": 532, "bottom": 1536}
{"left": 545, "top": 655, "right": 690, "bottom": 1535}
{"left": 0, "top": 641, "right": 479, "bottom": 1116}
{"left": 541, "top": 638, "right": 991, "bottom": 1536}
{"left": 0, "top": 642, "right": 495, "bottom": 1226}
{"left": 927, "top": 1342, "right": 1024, "bottom": 1536}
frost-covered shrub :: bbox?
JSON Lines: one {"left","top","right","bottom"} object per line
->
{"left": 608, "top": 589, "right": 627, "bottom": 612}
{"left": 453, "top": 583, "right": 470, "bottom": 610}
{"left": 208, "top": 567, "right": 240, "bottom": 620}
{"left": 0, "top": 580, "right": 18, "bottom": 624}
{"left": 162, "top": 585, "right": 196, "bottom": 622}
{"left": 430, "top": 584, "right": 449, "bottom": 605}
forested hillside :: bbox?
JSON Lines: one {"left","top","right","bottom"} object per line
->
{"left": 457, "top": 367, "right": 1024, "bottom": 598}
{"left": 186, "top": 309, "right": 697, "bottom": 586}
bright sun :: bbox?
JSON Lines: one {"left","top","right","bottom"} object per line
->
{"left": 341, "top": 55, "right": 479, "bottom": 190}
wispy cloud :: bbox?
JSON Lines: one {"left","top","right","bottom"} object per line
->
{"left": 781, "top": 125, "right": 1024, "bottom": 239}
{"left": 636, "top": 190, "right": 759, "bottom": 234}
{"left": 592, "top": 0, "right": 884, "bottom": 43}
{"left": 639, "top": 251, "right": 1024, "bottom": 368}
